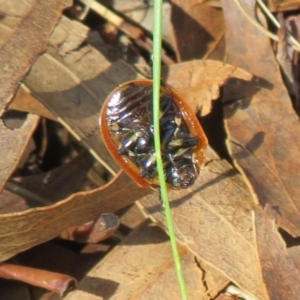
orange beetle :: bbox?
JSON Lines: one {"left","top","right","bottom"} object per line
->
{"left": 100, "top": 80, "right": 207, "bottom": 189}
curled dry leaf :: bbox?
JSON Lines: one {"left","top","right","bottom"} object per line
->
{"left": 0, "top": 172, "right": 151, "bottom": 263}
{"left": 0, "top": 263, "right": 76, "bottom": 295}
{"left": 163, "top": 60, "right": 252, "bottom": 115}
{"left": 222, "top": 0, "right": 300, "bottom": 236}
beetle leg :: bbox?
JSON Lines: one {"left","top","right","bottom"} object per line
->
{"left": 134, "top": 132, "right": 153, "bottom": 153}
{"left": 136, "top": 152, "right": 157, "bottom": 179}
{"left": 173, "top": 116, "right": 182, "bottom": 136}
{"left": 172, "top": 147, "right": 192, "bottom": 159}
{"left": 161, "top": 125, "right": 177, "bottom": 147}
{"left": 160, "top": 113, "right": 182, "bottom": 146}
{"left": 191, "top": 153, "right": 199, "bottom": 164}
{"left": 107, "top": 123, "right": 119, "bottom": 132}
{"left": 118, "top": 130, "right": 139, "bottom": 154}
{"left": 127, "top": 150, "right": 136, "bottom": 158}
{"left": 160, "top": 94, "right": 173, "bottom": 117}
{"left": 168, "top": 136, "right": 199, "bottom": 149}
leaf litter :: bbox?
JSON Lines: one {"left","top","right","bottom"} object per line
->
{"left": 1, "top": 0, "right": 300, "bottom": 299}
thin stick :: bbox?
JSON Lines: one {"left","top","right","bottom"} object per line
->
{"left": 0, "top": 263, "right": 76, "bottom": 295}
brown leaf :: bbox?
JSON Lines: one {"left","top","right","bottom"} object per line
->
{"left": 222, "top": 0, "right": 300, "bottom": 236}
{"left": 8, "top": 86, "right": 56, "bottom": 121}
{"left": 14, "top": 151, "right": 94, "bottom": 205}
{"left": 163, "top": 60, "right": 252, "bottom": 115}
{"left": 140, "top": 147, "right": 266, "bottom": 300}
{"left": 268, "top": 0, "right": 300, "bottom": 12}
{"left": 23, "top": 17, "right": 138, "bottom": 175}
{"left": 0, "top": 190, "right": 29, "bottom": 213}
{"left": 0, "top": 171, "right": 151, "bottom": 263}
{"left": 65, "top": 290, "right": 101, "bottom": 300}
{"left": 119, "top": 202, "right": 147, "bottom": 230}
{"left": 254, "top": 205, "right": 300, "bottom": 300}
{"left": 0, "top": 0, "right": 71, "bottom": 214}
{"left": 215, "top": 294, "right": 239, "bottom": 300}
{"left": 0, "top": 114, "right": 39, "bottom": 192}
{"left": 170, "top": 0, "right": 225, "bottom": 61}
{"left": 65, "top": 221, "right": 228, "bottom": 300}
{"left": 287, "top": 246, "right": 300, "bottom": 273}
{"left": 0, "top": 0, "right": 71, "bottom": 113}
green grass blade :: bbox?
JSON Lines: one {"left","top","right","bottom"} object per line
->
{"left": 152, "top": 1, "right": 188, "bottom": 299}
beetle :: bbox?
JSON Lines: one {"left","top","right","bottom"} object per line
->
{"left": 100, "top": 79, "right": 207, "bottom": 190}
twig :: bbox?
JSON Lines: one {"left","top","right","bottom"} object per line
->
{"left": 0, "top": 263, "right": 77, "bottom": 296}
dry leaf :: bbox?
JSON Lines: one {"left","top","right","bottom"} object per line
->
{"left": 0, "top": 114, "right": 39, "bottom": 192}
{"left": 15, "top": 151, "right": 94, "bottom": 206}
{"left": 0, "top": 172, "right": 151, "bottom": 263}
{"left": 139, "top": 147, "right": 266, "bottom": 300}
{"left": 222, "top": 0, "right": 300, "bottom": 237}
{"left": 24, "top": 17, "right": 139, "bottom": 175}
{"left": 0, "top": 0, "right": 71, "bottom": 112}
{"left": 65, "top": 221, "right": 228, "bottom": 300}
{"left": 254, "top": 205, "right": 300, "bottom": 300}
{"left": 0, "top": 190, "right": 29, "bottom": 213}
{"left": 171, "top": 0, "right": 225, "bottom": 61}
{"left": 0, "top": 0, "right": 72, "bottom": 245}
{"left": 119, "top": 202, "right": 148, "bottom": 230}
{"left": 268, "top": 0, "right": 300, "bottom": 11}
{"left": 215, "top": 294, "right": 239, "bottom": 300}
{"left": 163, "top": 60, "right": 252, "bottom": 115}
{"left": 8, "top": 86, "right": 56, "bottom": 121}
